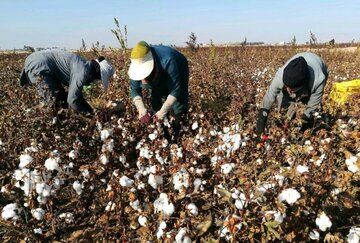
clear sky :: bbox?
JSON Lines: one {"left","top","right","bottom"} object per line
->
{"left": 0, "top": 0, "right": 359, "bottom": 50}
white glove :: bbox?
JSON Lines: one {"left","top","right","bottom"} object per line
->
{"left": 155, "top": 95, "right": 177, "bottom": 120}
{"left": 133, "top": 96, "right": 147, "bottom": 119}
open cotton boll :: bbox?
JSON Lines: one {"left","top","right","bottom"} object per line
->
{"left": 59, "top": 212, "right": 74, "bottom": 223}
{"left": 19, "top": 154, "right": 33, "bottom": 168}
{"left": 156, "top": 221, "right": 167, "bottom": 239}
{"left": 221, "top": 163, "right": 235, "bottom": 174}
{"left": 175, "top": 228, "right": 191, "bottom": 243}
{"left": 346, "top": 156, "right": 359, "bottom": 173}
{"left": 105, "top": 201, "right": 116, "bottom": 212}
{"left": 100, "top": 129, "right": 113, "bottom": 141}
{"left": 36, "top": 182, "right": 51, "bottom": 198}
{"left": 1, "top": 203, "right": 20, "bottom": 221}
{"left": 154, "top": 193, "right": 175, "bottom": 216}
{"left": 99, "top": 154, "right": 109, "bottom": 165}
{"left": 68, "top": 150, "right": 78, "bottom": 160}
{"left": 187, "top": 203, "right": 199, "bottom": 216}
{"left": 309, "top": 230, "right": 320, "bottom": 240}
{"left": 31, "top": 208, "right": 45, "bottom": 221}
{"left": 72, "top": 180, "right": 83, "bottom": 195}
{"left": 44, "top": 157, "right": 60, "bottom": 171}
{"left": 296, "top": 165, "right": 309, "bottom": 174}
{"left": 316, "top": 212, "right": 332, "bottom": 231}
{"left": 173, "top": 168, "right": 190, "bottom": 191}
{"left": 138, "top": 215, "right": 147, "bottom": 226}
{"left": 120, "top": 176, "right": 134, "bottom": 187}
{"left": 149, "top": 132, "right": 157, "bottom": 141}
{"left": 148, "top": 174, "right": 163, "bottom": 189}
{"left": 347, "top": 227, "right": 360, "bottom": 243}
{"left": 130, "top": 199, "right": 142, "bottom": 211}
{"left": 33, "top": 228, "right": 43, "bottom": 234}
{"left": 191, "top": 121, "right": 199, "bottom": 130}
{"left": 278, "top": 188, "right": 300, "bottom": 205}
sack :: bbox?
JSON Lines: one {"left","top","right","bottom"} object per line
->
{"left": 329, "top": 79, "right": 360, "bottom": 106}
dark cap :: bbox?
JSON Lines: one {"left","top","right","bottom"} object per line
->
{"left": 283, "top": 56, "right": 309, "bottom": 88}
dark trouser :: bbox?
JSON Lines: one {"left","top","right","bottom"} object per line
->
{"left": 28, "top": 71, "right": 68, "bottom": 110}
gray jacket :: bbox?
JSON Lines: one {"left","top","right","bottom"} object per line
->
{"left": 261, "top": 52, "right": 329, "bottom": 117}
{"left": 20, "top": 49, "right": 94, "bottom": 113}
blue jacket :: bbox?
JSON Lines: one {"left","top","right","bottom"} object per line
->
{"left": 130, "top": 45, "right": 189, "bottom": 102}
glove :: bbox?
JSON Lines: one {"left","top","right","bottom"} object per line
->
{"left": 140, "top": 113, "right": 152, "bottom": 124}
{"left": 133, "top": 96, "right": 147, "bottom": 119}
{"left": 255, "top": 108, "right": 269, "bottom": 138}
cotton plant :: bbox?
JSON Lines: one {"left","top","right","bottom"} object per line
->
{"left": 264, "top": 210, "right": 286, "bottom": 223}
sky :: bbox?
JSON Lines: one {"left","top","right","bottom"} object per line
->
{"left": 0, "top": 0, "right": 359, "bottom": 50}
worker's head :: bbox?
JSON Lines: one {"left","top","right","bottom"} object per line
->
{"left": 91, "top": 56, "right": 115, "bottom": 90}
{"left": 283, "top": 56, "right": 309, "bottom": 95}
{"left": 128, "top": 41, "right": 155, "bottom": 82}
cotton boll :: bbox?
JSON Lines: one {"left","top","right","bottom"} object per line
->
{"left": 130, "top": 199, "right": 142, "bottom": 211}
{"left": 346, "top": 156, "right": 359, "bottom": 173}
{"left": 120, "top": 176, "right": 134, "bottom": 187}
{"left": 31, "top": 208, "right": 45, "bottom": 221}
{"left": 19, "top": 154, "right": 33, "bottom": 168}
{"left": 154, "top": 193, "right": 175, "bottom": 216}
{"left": 105, "top": 201, "right": 116, "bottom": 212}
{"left": 296, "top": 165, "right": 309, "bottom": 174}
{"left": 309, "top": 230, "right": 320, "bottom": 240}
{"left": 149, "top": 133, "right": 157, "bottom": 141}
{"left": 156, "top": 221, "right": 167, "bottom": 239}
{"left": 316, "top": 212, "right": 332, "bottom": 231}
{"left": 100, "top": 129, "right": 112, "bottom": 141}
{"left": 191, "top": 121, "right": 199, "bottom": 130}
{"left": 33, "top": 228, "right": 43, "bottom": 234}
{"left": 278, "top": 188, "right": 301, "bottom": 205}
{"left": 187, "top": 203, "right": 199, "bottom": 216}
{"left": 1, "top": 203, "right": 20, "bottom": 221}
{"left": 73, "top": 180, "right": 83, "bottom": 195}
{"left": 175, "top": 228, "right": 188, "bottom": 243}
{"left": 68, "top": 150, "right": 78, "bottom": 160}
{"left": 148, "top": 174, "right": 163, "bottom": 189}
{"left": 59, "top": 212, "right": 74, "bottom": 223}
{"left": 173, "top": 168, "right": 190, "bottom": 191}
{"left": 138, "top": 215, "right": 147, "bottom": 226}
{"left": 347, "top": 227, "right": 360, "bottom": 243}
{"left": 221, "top": 163, "right": 235, "bottom": 174}
{"left": 100, "top": 154, "right": 109, "bottom": 165}
{"left": 44, "top": 157, "right": 60, "bottom": 171}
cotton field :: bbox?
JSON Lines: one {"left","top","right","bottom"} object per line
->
{"left": 0, "top": 46, "right": 359, "bottom": 242}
